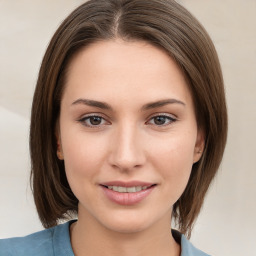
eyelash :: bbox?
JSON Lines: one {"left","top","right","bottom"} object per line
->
{"left": 146, "top": 114, "right": 177, "bottom": 126}
{"left": 78, "top": 113, "right": 177, "bottom": 128}
{"left": 78, "top": 114, "right": 109, "bottom": 128}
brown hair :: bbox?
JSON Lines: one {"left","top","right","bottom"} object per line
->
{"left": 30, "top": 0, "right": 227, "bottom": 237}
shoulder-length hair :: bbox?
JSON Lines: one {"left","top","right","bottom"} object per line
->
{"left": 30, "top": 0, "right": 227, "bottom": 237}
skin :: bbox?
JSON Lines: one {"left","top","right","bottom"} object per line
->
{"left": 57, "top": 39, "right": 204, "bottom": 256}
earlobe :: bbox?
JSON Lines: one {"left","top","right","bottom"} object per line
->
{"left": 56, "top": 129, "right": 64, "bottom": 160}
{"left": 193, "top": 129, "right": 205, "bottom": 163}
{"left": 57, "top": 146, "right": 64, "bottom": 160}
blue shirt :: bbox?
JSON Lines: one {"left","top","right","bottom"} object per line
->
{"left": 0, "top": 220, "right": 210, "bottom": 256}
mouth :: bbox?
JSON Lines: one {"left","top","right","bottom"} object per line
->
{"left": 101, "top": 184, "right": 156, "bottom": 193}
{"left": 100, "top": 181, "right": 157, "bottom": 205}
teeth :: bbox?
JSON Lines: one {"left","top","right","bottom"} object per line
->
{"left": 127, "top": 187, "right": 136, "bottom": 193}
{"left": 136, "top": 186, "right": 142, "bottom": 192}
{"left": 108, "top": 185, "right": 149, "bottom": 193}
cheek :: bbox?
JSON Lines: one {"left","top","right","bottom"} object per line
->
{"left": 60, "top": 129, "right": 107, "bottom": 183}
{"left": 149, "top": 131, "right": 196, "bottom": 191}
{"left": 60, "top": 131, "right": 108, "bottom": 204}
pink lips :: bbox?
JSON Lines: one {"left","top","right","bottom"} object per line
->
{"left": 100, "top": 181, "right": 156, "bottom": 206}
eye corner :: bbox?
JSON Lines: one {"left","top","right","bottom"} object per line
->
{"left": 146, "top": 113, "right": 177, "bottom": 127}
{"left": 77, "top": 114, "right": 111, "bottom": 128}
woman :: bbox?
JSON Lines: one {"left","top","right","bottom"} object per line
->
{"left": 0, "top": 0, "right": 227, "bottom": 255}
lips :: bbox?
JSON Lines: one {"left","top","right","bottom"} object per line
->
{"left": 105, "top": 185, "right": 151, "bottom": 193}
{"left": 100, "top": 181, "right": 156, "bottom": 205}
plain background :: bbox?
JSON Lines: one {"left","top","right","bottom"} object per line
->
{"left": 0, "top": 0, "right": 255, "bottom": 255}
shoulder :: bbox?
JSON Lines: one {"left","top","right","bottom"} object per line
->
{"left": 0, "top": 221, "right": 74, "bottom": 256}
{"left": 180, "top": 235, "right": 211, "bottom": 256}
{"left": 172, "top": 229, "right": 210, "bottom": 256}
{"left": 0, "top": 226, "right": 55, "bottom": 256}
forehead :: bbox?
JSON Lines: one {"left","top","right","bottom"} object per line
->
{"left": 63, "top": 39, "right": 193, "bottom": 108}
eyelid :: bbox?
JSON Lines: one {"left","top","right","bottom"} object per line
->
{"left": 77, "top": 113, "right": 111, "bottom": 128}
{"left": 76, "top": 112, "right": 177, "bottom": 128}
{"left": 146, "top": 113, "right": 177, "bottom": 126}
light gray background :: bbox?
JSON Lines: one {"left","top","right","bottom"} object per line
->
{"left": 0, "top": 1, "right": 255, "bottom": 255}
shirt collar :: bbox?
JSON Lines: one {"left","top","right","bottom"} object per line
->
{"left": 53, "top": 221, "right": 209, "bottom": 256}
{"left": 172, "top": 229, "right": 210, "bottom": 256}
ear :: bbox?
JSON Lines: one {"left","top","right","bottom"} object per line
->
{"left": 55, "top": 124, "right": 64, "bottom": 160}
{"left": 193, "top": 128, "right": 205, "bottom": 163}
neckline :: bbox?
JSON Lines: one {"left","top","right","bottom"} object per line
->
{"left": 52, "top": 220, "right": 206, "bottom": 256}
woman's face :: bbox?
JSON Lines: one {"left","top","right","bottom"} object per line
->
{"left": 58, "top": 39, "right": 204, "bottom": 233}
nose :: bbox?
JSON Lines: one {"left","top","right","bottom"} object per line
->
{"left": 108, "top": 124, "right": 146, "bottom": 171}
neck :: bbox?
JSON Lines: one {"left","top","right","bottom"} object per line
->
{"left": 70, "top": 211, "right": 180, "bottom": 256}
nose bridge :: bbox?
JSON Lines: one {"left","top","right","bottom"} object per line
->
{"left": 109, "top": 121, "right": 145, "bottom": 170}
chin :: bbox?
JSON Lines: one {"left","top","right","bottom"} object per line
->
{"left": 98, "top": 210, "right": 160, "bottom": 234}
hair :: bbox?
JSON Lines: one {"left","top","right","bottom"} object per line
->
{"left": 30, "top": 0, "right": 227, "bottom": 238}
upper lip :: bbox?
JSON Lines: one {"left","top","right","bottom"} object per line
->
{"left": 100, "top": 181, "right": 156, "bottom": 187}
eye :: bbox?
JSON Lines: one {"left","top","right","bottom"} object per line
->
{"left": 78, "top": 115, "right": 110, "bottom": 127}
{"left": 147, "top": 114, "right": 176, "bottom": 126}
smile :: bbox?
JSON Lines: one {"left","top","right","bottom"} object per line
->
{"left": 105, "top": 185, "right": 151, "bottom": 193}
{"left": 100, "top": 182, "right": 156, "bottom": 205}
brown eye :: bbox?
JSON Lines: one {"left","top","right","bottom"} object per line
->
{"left": 147, "top": 115, "right": 176, "bottom": 126}
{"left": 154, "top": 116, "right": 167, "bottom": 125}
{"left": 79, "top": 115, "right": 109, "bottom": 127}
{"left": 89, "top": 116, "right": 102, "bottom": 125}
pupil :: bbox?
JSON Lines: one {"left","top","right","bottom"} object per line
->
{"left": 90, "top": 116, "right": 101, "bottom": 125}
{"left": 154, "top": 116, "right": 165, "bottom": 125}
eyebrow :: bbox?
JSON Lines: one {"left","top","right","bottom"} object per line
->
{"left": 72, "top": 98, "right": 112, "bottom": 110}
{"left": 71, "top": 98, "right": 185, "bottom": 111}
{"left": 141, "top": 99, "right": 185, "bottom": 110}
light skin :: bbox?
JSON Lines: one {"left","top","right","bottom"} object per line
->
{"left": 57, "top": 39, "right": 204, "bottom": 256}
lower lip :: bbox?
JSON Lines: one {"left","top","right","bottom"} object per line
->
{"left": 101, "top": 186, "right": 155, "bottom": 206}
